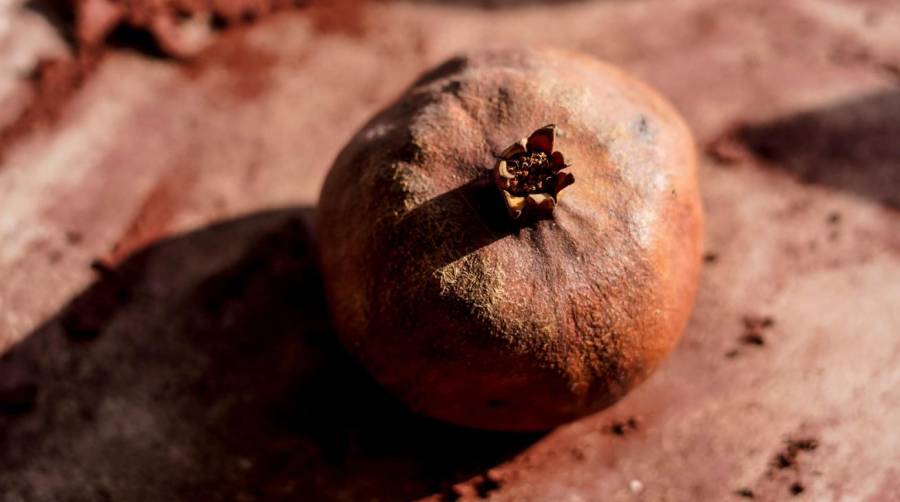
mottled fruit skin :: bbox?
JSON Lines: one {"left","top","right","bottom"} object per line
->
{"left": 316, "top": 49, "right": 703, "bottom": 430}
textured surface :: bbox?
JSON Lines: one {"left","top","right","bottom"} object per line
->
{"left": 317, "top": 48, "right": 702, "bottom": 430}
{"left": 1, "top": 0, "right": 899, "bottom": 500}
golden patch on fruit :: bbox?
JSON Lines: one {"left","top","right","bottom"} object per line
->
{"left": 317, "top": 48, "right": 703, "bottom": 430}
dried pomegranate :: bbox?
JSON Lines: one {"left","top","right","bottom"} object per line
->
{"left": 317, "top": 49, "right": 703, "bottom": 430}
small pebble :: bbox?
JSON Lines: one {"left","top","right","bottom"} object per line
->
{"left": 629, "top": 479, "right": 644, "bottom": 493}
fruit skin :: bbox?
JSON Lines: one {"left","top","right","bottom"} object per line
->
{"left": 316, "top": 48, "right": 703, "bottom": 431}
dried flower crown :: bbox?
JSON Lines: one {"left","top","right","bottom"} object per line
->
{"left": 493, "top": 124, "right": 574, "bottom": 219}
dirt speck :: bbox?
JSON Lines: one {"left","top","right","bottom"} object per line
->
{"left": 740, "top": 333, "right": 765, "bottom": 346}
{"left": 789, "top": 482, "right": 804, "bottom": 495}
{"left": 773, "top": 437, "right": 819, "bottom": 470}
{"left": 735, "top": 487, "right": 755, "bottom": 498}
{"left": 604, "top": 416, "right": 640, "bottom": 436}
{"left": 732, "top": 315, "right": 774, "bottom": 350}
{"left": 474, "top": 471, "right": 502, "bottom": 498}
{"left": 66, "top": 230, "right": 84, "bottom": 245}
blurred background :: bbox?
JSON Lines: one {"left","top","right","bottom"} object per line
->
{"left": 0, "top": 1, "right": 899, "bottom": 500}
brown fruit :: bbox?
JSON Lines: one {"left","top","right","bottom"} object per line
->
{"left": 316, "top": 48, "right": 703, "bottom": 431}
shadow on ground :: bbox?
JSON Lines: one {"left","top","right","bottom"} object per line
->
{"left": 737, "top": 90, "right": 900, "bottom": 209}
{"left": 0, "top": 208, "right": 541, "bottom": 501}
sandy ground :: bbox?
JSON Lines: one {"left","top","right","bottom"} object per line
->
{"left": 1, "top": 0, "right": 899, "bottom": 500}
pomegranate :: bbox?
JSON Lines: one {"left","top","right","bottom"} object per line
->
{"left": 317, "top": 48, "right": 703, "bottom": 430}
